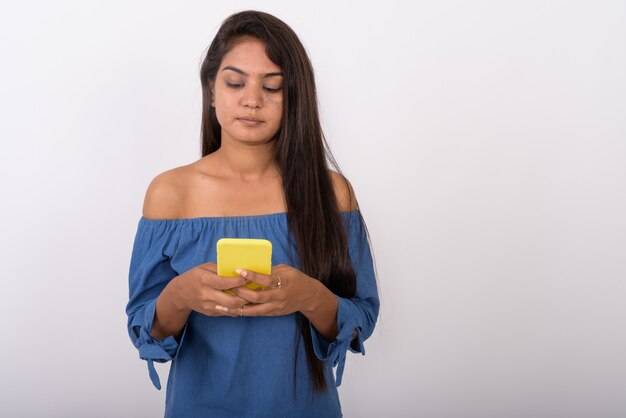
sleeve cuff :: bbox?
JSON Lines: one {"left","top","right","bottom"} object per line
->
{"left": 309, "top": 296, "right": 365, "bottom": 386}
{"left": 131, "top": 299, "right": 186, "bottom": 390}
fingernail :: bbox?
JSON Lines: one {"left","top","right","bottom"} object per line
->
{"left": 235, "top": 269, "right": 248, "bottom": 278}
{"left": 214, "top": 305, "right": 228, "bottom": 312}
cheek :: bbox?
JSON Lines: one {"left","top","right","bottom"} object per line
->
{"left": 267, "top": 94, "right": 283, "bottom": 106}
{"left": 214, "top": 96, "right": 234, "bottom": 123}
{"left": 270, "top": 108, "right": 283, "bottom": 129}
{"left": 267, "top": 97, "right": 283, "bottom": 121}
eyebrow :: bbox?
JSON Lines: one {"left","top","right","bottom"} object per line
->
{"left": 222, "top": 65, "right": 283, "bottom": 78}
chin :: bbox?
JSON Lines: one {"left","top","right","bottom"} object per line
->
{"left": 235, "top": 131, "right": 278, "bottom": 143}
{"left": 234, "top": 135, "right": 275, "bottom": 145}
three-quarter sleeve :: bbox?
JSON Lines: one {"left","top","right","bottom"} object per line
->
{"left": 125, "top": 219, "right": 184, "bottom": 390}
{"left": 309, "top": 212, "right": 380, "bottom": 386}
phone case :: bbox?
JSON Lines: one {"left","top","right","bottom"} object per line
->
{"left": 217, "top": 238, "right": 272, "bottom": 294}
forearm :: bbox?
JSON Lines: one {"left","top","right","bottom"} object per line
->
{"left": 151, "top": 277, "right": 191, "bottom": 340}
{"left": 301, "top": 280, "right": 340, "bottom": 341}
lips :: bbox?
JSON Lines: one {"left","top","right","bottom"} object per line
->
{"left": 237, "top": 116, "right": 264, "bottom": 126}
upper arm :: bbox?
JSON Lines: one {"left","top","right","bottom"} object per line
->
{"left": 330, "top": 170, "right": 358, "bottom": 212}
{"left": 142, "top": 169, "right": 185, "bottom": 220}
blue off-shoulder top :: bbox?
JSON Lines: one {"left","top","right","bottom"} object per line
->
{"left": 125, "top": 210, "right": 379, "bottom": 417}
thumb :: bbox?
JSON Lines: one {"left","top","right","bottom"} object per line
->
{"left": 199, "top": 262, "right": 218, "bottom": 273}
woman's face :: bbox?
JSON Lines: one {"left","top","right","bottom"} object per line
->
{"left": 212, "top": 36, "right": 284, "bottom": 146}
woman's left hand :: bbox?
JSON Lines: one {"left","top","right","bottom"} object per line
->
{"left": 231, "top": 264, "right": 320, "bottom": 316}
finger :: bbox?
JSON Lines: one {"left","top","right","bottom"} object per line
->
{"left": 198, "top": 262, "right": 218, "bottom": 273}
{"left": 209, "top": 274, "right": 249, "bottom": 290}
{"left": 211, "top": 291, "right": 249, "bottom": 309}
{"left": 235, "top": 269, "right": 276, "bottom": 288}
{"left": 270, "top": 266, "right": 293, "bottom": 288}
{"left": 199, "top": 268, "right": 248, "bottom": 289}
{"left": 271, "top": 264, "right": 290, "bottom": 272}
{"left": 232, "top": 286, "right": 274, "bottom": 304}
{"left": 238, "top": 302, "right": 277, "bottom": 317}
{"left": 213, "top": 303, "right": 246, "bottom": 317}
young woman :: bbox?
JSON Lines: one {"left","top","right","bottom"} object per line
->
{"left": 126, "top": 10, "right": 379, "bottom": 417}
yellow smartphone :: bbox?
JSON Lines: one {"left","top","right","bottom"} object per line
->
{"left": 217, "top": 238, "right": 272, "bottom": 295}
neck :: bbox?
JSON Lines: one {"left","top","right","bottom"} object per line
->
{"left": 215, "top": 138, "right": 279, "bottom": 181}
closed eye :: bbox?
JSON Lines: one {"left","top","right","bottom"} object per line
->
{"left": 226, "top": 82, "right": 244, "bottom": 89}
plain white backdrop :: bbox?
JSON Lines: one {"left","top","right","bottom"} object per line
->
{"left": 1, "top": 1, "right": 625, "bottom": 417}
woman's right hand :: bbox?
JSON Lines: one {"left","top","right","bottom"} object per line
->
{"left": 169, "top": 262, "right": 250, "bottom": 318}
{"left": 151, "top": 261, "right": 249, "bottom": 339}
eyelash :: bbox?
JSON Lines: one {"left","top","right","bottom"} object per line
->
{"left": 226, "top": 82, "right": 282, "bottom": 93}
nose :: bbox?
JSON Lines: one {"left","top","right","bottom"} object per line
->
{"left": 241, "top": 84, "right": 262, "bottom": 109}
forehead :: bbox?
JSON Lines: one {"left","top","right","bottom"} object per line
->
{"left": 219, "top": 36, "right": 282, "bottom": 76}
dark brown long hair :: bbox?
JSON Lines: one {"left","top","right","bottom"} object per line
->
{"left": 200, "top": 10, "right": 358, "bottom": 392}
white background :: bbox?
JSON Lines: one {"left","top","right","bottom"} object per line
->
{"left": 1, "top": 1, "right": 625, "bottom": 417}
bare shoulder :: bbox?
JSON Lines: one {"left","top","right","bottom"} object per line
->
{"left": 329, "top": 170, "right": 358, "bottom": 212}
{"left": 142, "top": 165, "right": 194, "bottom": 220}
